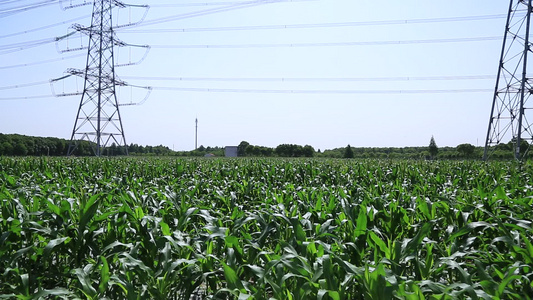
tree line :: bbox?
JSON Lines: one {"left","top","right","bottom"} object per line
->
{"left": 0, "top": 133, "right": 526, "bottom": 159}
{"left": 0, "top": 134, "right": 68, "bottom": 156}
{"left": 237, "top": 141, "right": 315, "bottom": 158}
{"left": 0, "top": 134, "right": 174, "bottom": 156}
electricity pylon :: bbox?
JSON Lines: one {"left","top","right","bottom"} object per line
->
{"left": 67, "top": 0, "right": 127, "bottom": 156}
{"left": 484, "top": 0, "right": 533, "bottom": 160}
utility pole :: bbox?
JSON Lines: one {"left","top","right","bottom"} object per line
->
{"left": 67, "top": 0, "right": 127, "bottom": 156}
{"left": 195, "top": 118, "right": 198, "bottom": 150}
{"left": 484, "top": 0, "right": 533, "bottom": 160}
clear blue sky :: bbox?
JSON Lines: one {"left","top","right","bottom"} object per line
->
{"left": 0, "top": 0, "right": 510, "bottom": 150}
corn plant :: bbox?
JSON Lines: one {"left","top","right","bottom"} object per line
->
{"left": 0, "top": 157, "right": 532, "bottom": 299}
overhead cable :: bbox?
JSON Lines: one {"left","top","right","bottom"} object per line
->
{"left": 0, "top": 37, "right": 58, "bottom": 54}
{"left": 0, "top": 31, "right": 76, "bottom": 54}
{"left": 0, "top": 88, "right": 493, "bottom": 101}
{"left": 0, "top": 0, "right": 35, "bottom": 6}
{"left": 0, "top": 80, "right": 50, "bottom": 90}
{"left": 0, "top": 0, "right": 60, "bottom": 18}
{"left": 0, "top": 53, "right": 85, "bottom": 70}
{"left": 121, "top": 13, "right": 509, "bottom": 34}
{"left": 134, "top": 0, "right": 289, "bottom": 28}
{"left": 0, "top": 87, "right": 492, "bottom": 102}
{"left": 0, "top": 74, "right": 495, "bottom": 93}
{"left": 148, "top": 0, "right": 315, "bottom": 7}
{"left": 0, "top": 94, "right": 57, "bottom": 101}
{"left": 0, "top": 14, "right": 90, "bottom": 39}
{"left": 121, "top": 75, "right": 495, "bottom": 82}
{"left": 150, "top": 36, "right": 502, "bottom": 49}
{"left": 147, "top": 86, "right": 493, "bottom": 94}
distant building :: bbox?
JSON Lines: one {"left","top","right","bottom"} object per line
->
{"left": 204, "top": 153, "right": 215, "bottom": 157}
{"left": 225, "top": 146, "right": 238, "bottom": 157}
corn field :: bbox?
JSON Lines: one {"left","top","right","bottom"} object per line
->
{"left": 0, "top": 157, "right": 532, "bottom": 299}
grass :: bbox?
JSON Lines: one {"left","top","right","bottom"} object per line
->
{"left": 0, "top": 157, "right": 532, "bottom": 299}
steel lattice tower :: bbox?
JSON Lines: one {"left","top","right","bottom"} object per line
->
{"left": 67, "top": 0, "right": 127, "bottom": 156}
{"left": 484, "top": 0, "right": 533, "bottom": 160}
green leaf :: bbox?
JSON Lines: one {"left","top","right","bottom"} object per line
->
{"left": 46, "top": 200, "right": 61, "bottom": 216}
{"left": 369, "top": 231, "right": 390, "bottom": 258}
{"left": 5, "top": 175, "right": 16, "bottom": 187}
{"left": 322, "top": 255, "right": 338, "bottom": 290}
{"left": 318, "top": 289, "right": 340, "bottom": 300}
{"left": 33, "top": 288, "right": 73, "bottom": 298}
{"left": 99, "top": 256, "right": 110, "bottom": 293}
{"left": 497, "top": 273, "right": 522, "bottom": 296}
{"left": 294, "top": 222, "right": 306, "bottom": 242}
{"left": 355, "top": 205, "right": 368, "bottom": 237}
{"left": 225, "top": 235, "right": 239, "bottom": 247}
{"left": 43, "top": 237, "right": 69, "bottom": 258}
{"left": 401, "top": 222, "right": 432, "bottom": 261}
{"left": 79, "top": 194, "right": 99, "bottom": 234}
{"left": 328, "top": 291, "right": 340, "bottom": 300}
{"left": 222, "top": 262, "right": 246, "bottom": 292}
{"left": 73, "top": 266, "right": 97, "bottom": 298}
{"left": 448, "top": 221, "right": 493, "bottom": 241}
{"left": 160, "top": 221, "right": 171, "bottom": 236}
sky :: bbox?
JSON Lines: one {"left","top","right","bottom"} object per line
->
{"left": 0, "top": 0, "right": 515, "bottom": 151}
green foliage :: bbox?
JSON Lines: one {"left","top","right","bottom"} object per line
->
{"left": 428, "top": 136, "right": 438, "bottom": 159}
{"left": 237, "top": 142, "right": 314, "bottom": 157}
{"left": 320, "top": 146, "right": 468, "bottom": 160}
{"left": 1, "top": 157, "right": 533, "bottom": 299}
{"left": 0, "top": 134, "right": 177, "bottom": 157}
{"left": 457, "top": 143, "right": 476, "bottom": 158}
{"left": 0, "top": 133, "right": 68, "bottom": 156}
{"left": 344, "top": 144, "right": 354, "bottom": 158}
{"left": 245, "top": 145, "right": 274, "bottom": 157}
{"left": 275, "top": 144, "right": 314, "bottom": 157}
{"left": 237, "top": 141, "right": 250, "bottom": 157}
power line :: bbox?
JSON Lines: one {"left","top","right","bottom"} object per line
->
{"left": 133, "top": 0, "right": 294, "bottom": 28}
{"left": 0, "top": 0, "right": 289, "bottom": 49}
{"left": 0, "top": 80, "right": 50, "bottom": 90}
{"left": 0, "top": 0, "right": 58, "bottom": 12}
{"left": 0, "top": 53, "right": 85, "bottom": 70}
{"left": 148, "top": 86, "right": 493, "bottom": 94}
{"left": 0, "top": 37, "right": 58, "bottom": 54}
{"left": 0, "top": 86, "right": 492, "bottom": 102}
{"left": 0, "top": 15, "right": 90, "bottom": 39}
{"left": 0, "top": 88, "right": 493, "bottom": 101}
{"left": 0, "top": 0, "right": 60, "bottom": 18}
{"left": 149, "top": 0, "right": 315, "bottom": 7}
{"left": 0, "top": 85, "right": 494, "bottom": 101}
{"left": 0, "top": 30, "right": 79, "bottom": 55}
{"left": 0, "top": 0, "right": 37, "bottom": 6}
{"left": 121, "top": 75, "right": 495, "bottom": 82}
{"left": 150, "top": 36, "right": 502, "bottom": 49}
{"left": 0, "top": 94, "right": 57, "bottom": 101}
{"left": 0, "top": 74, "right": 495, "bottom": 93}
{"left": 121, "top": 13, "right": 509, "bottom": 34}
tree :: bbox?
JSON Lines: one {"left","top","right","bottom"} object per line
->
{"left": 428, "top": 136, "right": 438, "bottom": 159}
{"left": 245, "top": 145, "right": 256, "bottom": 156}
{"left": 302, "top": 145, "right": 315, "bottom": 157}
{"left": 237, "top": 141, "right": 249, "bottom": 157}
{"left": 344, "top": 144, "right": 354, "bottom": 158}
{"left": 457, "top": 143, "right": 476, "bottom": 158}
{"left": 3, "top": 142, "right": 13, "bottom": 155}
{"left": 275, "top": 144, "right": 291, "bottom": 157}
{"left": 13, "top": 142, "right": 28, "bottom": 156}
